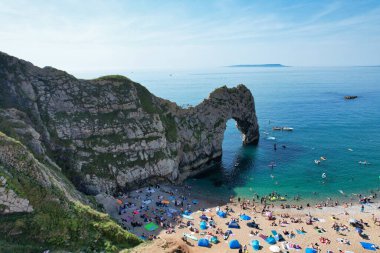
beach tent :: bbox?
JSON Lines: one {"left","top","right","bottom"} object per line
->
{"left": 229, "top": 239, "right": 241, "bottom": 249}
{"left": 200, "top": 221, "right": 208, "bottom": 230}
{"left": 198, "top": 238, "right": 210, "bottom": 247}
{"left": 251, "top": 240, "right": 260, "bottom": 251}
{"left": 210, "top": 236, "right": 219, "bottom": 244}
{"left": 240, "top": 214, "right": 251, "bottom": 220}
{"left": 228, "top": 220, "right": 240, "bottom": 229}
{"left": 217, "top": 210, "right": 227, "bottom": 218}
{"left": 360, "top": 242, "right": 377, "bottom": 251}
{"left": 266, "top": 236, "right": 276, "bottom": 245}
{"left": 305, "top": 248, "right": 317, "bottom": 253}
{"left": 144, "top": 222, "right": 159, "bottom": 231}
{"left": 200, "top": 214, "right": 209, "bottom": 221}
{"left": 269, "top": 245, "right": 281, "bottom": 252}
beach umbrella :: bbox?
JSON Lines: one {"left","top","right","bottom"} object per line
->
{"left": 269, "top": 245, "right": 281, "bottom": 252}
{"left": 229, "top": 239, "right": 241, "bottom": 249}
{"left": 161, "top": 200, "right": 170, "bottom": 204}
{"left": 305, "top": 248, "right": 317, "bottom": 253}
{"left": 197, "top": 238, "right": 210, "bottom": 247}
{"left": 240, "top": 214, "right": 251, "bottom": 220}
{"left": 133, "top": 210, "right": 139, "bottom": 215}
{"left": 266, "top": 211, "right": 273, "bottom": 217}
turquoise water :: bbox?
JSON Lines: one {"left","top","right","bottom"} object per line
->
{"left": 126, "top": 67, "right": 380, "bottom": 202}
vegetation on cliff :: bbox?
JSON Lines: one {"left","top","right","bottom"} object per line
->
{"left": 0, "top": 131, "right": 141, "bottom": 252}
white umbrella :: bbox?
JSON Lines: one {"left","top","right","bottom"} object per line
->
{"left": 269, "top": 245, "right": 281, "bottom": 252}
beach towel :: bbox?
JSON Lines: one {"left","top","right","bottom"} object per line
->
{"left": 360, "top": 242, "right": 377, "bottom": 251}
{"left": 259, "top": 234, "right": 267, "bottom": 240}
{"left": 182, "top": 214, "right": 194, "bottom": 220}
{"left": 184, "top": 233, "right": 198, "bottom": 241}
{"left": 144, "top": 222, "right": 158, "bottom": 231}
{"left": 296, "top": 229, "right": 306, "bottom": 234}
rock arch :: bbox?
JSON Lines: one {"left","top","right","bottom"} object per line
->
{"left": 175, "top": 85, "right": 259, "bottom": 179}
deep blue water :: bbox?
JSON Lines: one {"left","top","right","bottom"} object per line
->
{"left": 117, "top": 67, "right": 380, "bottom": 201}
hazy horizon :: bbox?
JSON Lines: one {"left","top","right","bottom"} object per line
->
{"left": 1, "top": 0, "right": 380, "bottom": 73}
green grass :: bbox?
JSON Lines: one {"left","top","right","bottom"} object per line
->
{"left": 0, "top": 131, "right": 142, "bottom": 252}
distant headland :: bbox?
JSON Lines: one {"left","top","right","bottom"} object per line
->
{"left": 227, "top": 64, "right": 289, "bottom": 68}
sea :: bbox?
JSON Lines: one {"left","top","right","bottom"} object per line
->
{"left": 83, "top": 66, "right": 380, "bottom": 203}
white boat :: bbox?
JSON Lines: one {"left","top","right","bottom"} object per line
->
{"left": 282, "top": 127, "right": 294, "bottom": 131}
{"left": 314, "top": 160, "right": 321, "bottom": 164}
{"left": 267, "top": 136, "right": 276, "bottom": 140}
{"left": 320, "top": 156, "right": 327, "bottom": 161}
{"left": 359, "top": 161, "right": 370, "bottom": 165}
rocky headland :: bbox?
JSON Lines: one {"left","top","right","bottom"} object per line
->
{"left": 0, "top": 51, "right": 259, "bottom": 251}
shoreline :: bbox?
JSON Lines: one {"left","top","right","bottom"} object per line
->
{"left": 97, "top": 184, "right": 380, "bottom": 253}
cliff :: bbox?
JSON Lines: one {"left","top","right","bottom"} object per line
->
{"left": 0, "top": 51, "right": 259, "bottom": 195}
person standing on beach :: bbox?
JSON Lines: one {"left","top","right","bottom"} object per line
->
{"left": 361, "top": 205, "right": 364, "bottom": 212}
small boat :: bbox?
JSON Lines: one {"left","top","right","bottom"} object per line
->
{"left": 348, "top": 148, "right": 353, "bottom": 151}
{"left": 282, "top": 127, "right": 293, "bottom": 131}
{"left": 321, "top": 173, "right": 326, "bottom": 179}
{"left": 320, "top": 156, "right": 327, "bottom": 161}
{"left": 267, "top": 136, "right": 276, "bottom": 140}
{"left": 273, "top": 127, "right": 282, "bottom": 131}
{"left": 268, "top": 163, "right": 277, "bottom": 168}
{"left": 359, "top": 161, "right": 370, "bottom": 165}
{"left": 314, "top": 160, "right": 320, "bottom": 165}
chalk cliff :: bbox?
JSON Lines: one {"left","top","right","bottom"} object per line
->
{"left": 0, "top": 52, "right": 259, "bottom": 196}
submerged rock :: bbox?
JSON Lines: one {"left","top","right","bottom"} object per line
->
{"left": 0, "top": 51, "right": 259, "bottom": 194}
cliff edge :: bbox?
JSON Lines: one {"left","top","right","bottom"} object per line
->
{"left": 0, "top": 52, "right": 259, "bottom": 195}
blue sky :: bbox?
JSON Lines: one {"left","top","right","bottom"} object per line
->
{"left": 1, "top": 0, "right": 380, "bottom": 72}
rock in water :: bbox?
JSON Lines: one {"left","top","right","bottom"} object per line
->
{"left": 0, "top": 51, "right": 259, "bottom": 194}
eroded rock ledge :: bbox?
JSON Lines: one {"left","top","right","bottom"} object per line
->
{"left": 0, "top": 52, "right": 259, "bottom": 195}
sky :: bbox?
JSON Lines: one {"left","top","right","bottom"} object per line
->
{"left": 1, "top": 0, "right": 380, "bottom": 73}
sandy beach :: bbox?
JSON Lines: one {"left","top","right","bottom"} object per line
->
{"left": 96, "top": 184, "right": 380, "bottom": 253}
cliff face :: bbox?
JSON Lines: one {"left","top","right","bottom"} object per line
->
{"left": 0, "top": 52, "right": 259, "bottom": 195}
